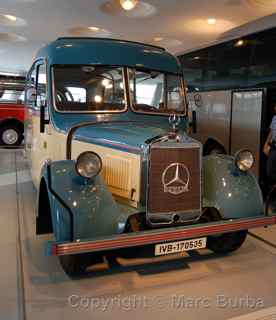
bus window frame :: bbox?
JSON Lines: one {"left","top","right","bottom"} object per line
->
{"left": 51, "top": 65, "right": 129, "bottom": 115}
{"left": 127, "top": 67, "right": 187, "bottom": 117}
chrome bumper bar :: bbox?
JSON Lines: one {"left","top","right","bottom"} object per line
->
{"left": 48, "top": 215, "right": 276, "bottom": 256}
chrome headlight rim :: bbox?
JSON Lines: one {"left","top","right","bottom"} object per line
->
{"left": 75, "top": 151, "right": 102, "bottom": 179}
{"left": 234, "top": 149, "right": 255, "bottom": 172}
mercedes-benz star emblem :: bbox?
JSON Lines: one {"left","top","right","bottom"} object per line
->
{"left": 169, "top": 114, "right": 181, "bottom": 131}
{"left": 162, "top": 163, "right": 190, "bottom": 195}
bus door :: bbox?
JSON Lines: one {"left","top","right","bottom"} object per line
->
{"left": 230, "top": 89, "right": 265, "bottom": 179}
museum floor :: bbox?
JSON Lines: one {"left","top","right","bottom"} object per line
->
{"left": 1, "top": 149, "right": 276, "bottom": 320}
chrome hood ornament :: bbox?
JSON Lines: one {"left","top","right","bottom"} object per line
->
{"left": 169, "top": 114, "right": 181, "bottom": 132}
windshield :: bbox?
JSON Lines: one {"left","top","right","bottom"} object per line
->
{"left": 128, "top": 69, "right": 185, "bottom": 115}
{"left": 53, "top": 65, "right": 126, "bottom": 112}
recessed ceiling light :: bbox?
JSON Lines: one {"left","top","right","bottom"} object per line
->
{"left": 94, "top": 95, "right": 103, "bottom": 103}
{"left": 3, "top": 14, "right": 17, "bottom": 22}
{"left": 120, "top": 0, "right": 138, "bottom": 10}
{"left": 153, "top": 37, "right": 163, "bottom": 42}
{"left": 235, "top": 39, "right": 244, "bottom": 47}
{"left": 207, "top": 18, "right": 217, "bottom": 25}
{"left": 0, "top": 14, "right": 26, "bottom": 27}
{"left": 69, "top": 26, "right": 112, "bottom": 37}
{"left": 100, "top": 1, "right": 157, "bottom": 18}
{"left": 88, "top": 26, "right": 100, "bottom": 31}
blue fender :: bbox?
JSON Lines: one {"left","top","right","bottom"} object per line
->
{"left": 203, "top": 155, "right": 264, "bottom": 219}
{"left": 39, "top": 160, "right": 132, "bottom": 242}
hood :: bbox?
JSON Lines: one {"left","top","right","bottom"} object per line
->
{"left": 74, "top": 122, "right": 171, "bottom": 154}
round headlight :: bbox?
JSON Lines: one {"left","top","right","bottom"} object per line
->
{"left": 75, "top": 151, "right": 102, "bottom": 179}
{"left": 234, "top": 150, "right": 254, "bottom": 172}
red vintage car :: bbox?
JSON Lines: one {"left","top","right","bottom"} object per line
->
{"left": 0, "top": 77, "right": 25, "bottom": 146}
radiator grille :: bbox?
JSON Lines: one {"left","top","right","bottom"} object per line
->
{"left": 148, "top": 146, "right": 201, "bottom": 214}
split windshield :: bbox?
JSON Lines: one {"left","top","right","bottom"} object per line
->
{"left": 129, "top": 69, "right": 185, "bottom": 114}
{"left": 53, "top": 65, "right": 185, "bottom": 114}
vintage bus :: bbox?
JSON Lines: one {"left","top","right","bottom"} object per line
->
{"left": 0, "top": 76, "right": 25, "bottom": 145}
{"left": 24, "top": 37, "right": 276, "bottom": 277}
{"left": 178, "top": 17, "right": 276, "bottom": 192}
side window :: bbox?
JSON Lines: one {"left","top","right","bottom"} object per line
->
{"left": 36, "top": 63, "right": 47, "bottom": 108}
{"left": 204, "top": 41, "right": 252, "bottom": 91}
{"left": 249, "top": 29, "right": 276, "bottom": 87}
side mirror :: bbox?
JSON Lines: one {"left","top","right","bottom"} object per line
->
{"left": 26, "top": 87, "right": 37, "bottom": 103}
{"left": 40, "top": 103, "right": 50, "bottom": 133}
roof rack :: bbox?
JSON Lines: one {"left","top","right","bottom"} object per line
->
{"left": 56, "top": 37, "right": 166, "bottom": 51}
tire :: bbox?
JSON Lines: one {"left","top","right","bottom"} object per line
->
{"left": 0, "top": 125, "right": 23, "bottom": 146}
{"left": 59, "top": 254, "right": 90, "bottom": 277}
{"left": 200, "top": 208, "right": 247, "bottom": 254}
{"left": 204, "top": 143, "right": 226, "bottom": 156}
{"left": 207, "top": 230, "right": 248, "bottom": 254}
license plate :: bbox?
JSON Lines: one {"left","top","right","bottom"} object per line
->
{"left": 155, "top": 237, "right": 207, "bottom": 256}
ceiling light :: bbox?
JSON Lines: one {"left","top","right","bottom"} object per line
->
{"left": 193, "top": 56, "right": 200, "bottom": 60}
{"left": 102, "top": 79, "right": 110, "bottom": 87}
{"left": 3, "top": 14, "right": 17, "bottom": 22}
{"left": 153, "top": 37, "right": 163, "bottom": 42}
{"left": 207, "top": 18, "right": 217, "bottom": 25}
{"left": 88, "top": 26, "right": 100, "bottom": 31}
{"left": 94, "top": 95, "right": 102, "bottom": 103}
{"left": 120, "top": 0, "right": 138, "bottom": 11}
{"left": 235, "top": 39, "right": 244, "bottom": 47}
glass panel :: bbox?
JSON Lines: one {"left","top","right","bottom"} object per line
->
{"left": 36, "top": 63, "right": 47, "bottom": 109}
{"left": 25, "top": 66, "right": 36, "bottom": 105}
{"left": 204, "top": 40, "right": 252, "bottom": 90}
{"left": 179, "top": 49, "right": 208, "bottom": 92}
{"left": 53, "top": 66, "right": 126, "bottom": 112}
{"left": 129, "top": 69, "right": 185, "bottom": 114}
{"left": 0, "top": 89, "right": 24, "bottom": 103}
{"left": 248, "top": 28, "right": 276, "bottom": 88}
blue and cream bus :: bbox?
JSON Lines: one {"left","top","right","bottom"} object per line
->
{"left": 178, "top": 17, "right": 276, "bottom": 191}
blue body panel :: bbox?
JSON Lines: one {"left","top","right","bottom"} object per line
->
{"left": 37, "top": 38, "right": 181, "bottom": 74}
{"left": 52, "top": 112, "right": 187, "bottom": 153}
{"left": 203, "top": 155, "right": 264, "bottom": 219}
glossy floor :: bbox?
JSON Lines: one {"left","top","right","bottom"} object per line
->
{"left": 0, "top": 149, "right": 276, "bottom": 320}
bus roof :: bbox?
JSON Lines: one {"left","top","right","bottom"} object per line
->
{"left": 36, "top": 37, "right": 181, "bottom": 74}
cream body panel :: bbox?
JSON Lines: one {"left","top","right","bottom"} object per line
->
{"left": 30, "top": 115, "right": 141, "bottom": 205}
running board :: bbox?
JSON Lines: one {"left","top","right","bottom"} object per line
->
{"left": 48, "top": 215, "right": 276, "bottom": 256}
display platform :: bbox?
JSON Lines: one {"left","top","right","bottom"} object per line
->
{"left": 1, "top": 149, "right": 276, "bottom": 320}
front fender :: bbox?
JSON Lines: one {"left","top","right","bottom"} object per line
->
{"left": 203, "top": 155, "right": 264, "bottom": 219}
{"left": 43, "top": 160, "right": 129, "bottom": 242}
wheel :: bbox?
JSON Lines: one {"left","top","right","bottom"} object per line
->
{"left": 200, "top": 208, "right": 247, "bottom": 254}
{"left": 207, "top": 230, "right": 248, "bottom": 254}
{"left": 204, "top": 143, "right": 226, "bottom": 156}
{"left": 0, "top": 125, "right": 23, "bottom": 146}
{"left": 59, "top": 254, "right": 90, "bottom": 277}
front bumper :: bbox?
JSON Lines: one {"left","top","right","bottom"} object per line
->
{"left": 47, "top": 215, "right": 276, "bottom": 256}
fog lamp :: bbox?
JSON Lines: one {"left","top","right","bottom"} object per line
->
{"left": 75, "top": 151, "right": 102, "bottom": 179}
{"left": 234, "top": 150, "right": 254, "bottom": 172}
